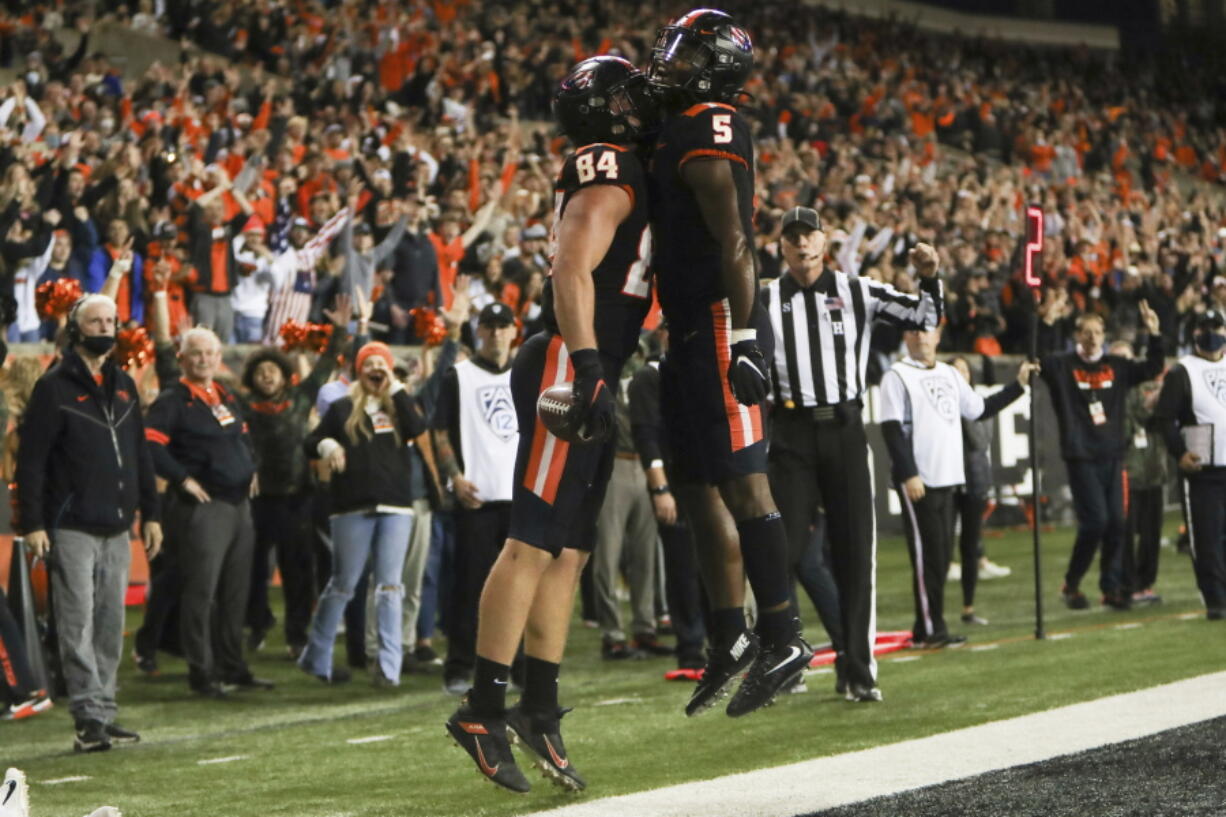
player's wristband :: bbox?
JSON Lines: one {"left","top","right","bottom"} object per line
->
{"left": 649, "top": 484, "right": 671, "bottom": 495}
{"left": 730, "top": 328, "right": 756, "bottom": 344}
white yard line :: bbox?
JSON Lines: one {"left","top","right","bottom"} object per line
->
{"left": 41, "top": 776, "right": 92, "bottom": 785}
{"left": 346, "top": 735, "right": 394, "bottom": 745}
{"left": 525, "top": 671, "right": 1226, "bottom": 817}
{"left": 196, "top": 755, "right": 248, "bottom": 765}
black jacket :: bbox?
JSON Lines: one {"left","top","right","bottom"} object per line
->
{"left": 146, "top": 378, "right": 257, "bottom": 504}
{"left": 305, "top": 388, "right": 426, "bottom": 514}
{"left": 1039, "top": 336, "right": 1164, "bottom": 462}
{"left": 15, "top": 349, "right": 160, "bottom": 536}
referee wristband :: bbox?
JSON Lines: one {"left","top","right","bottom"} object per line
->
{"left": 730, "top": 328, "right": 756, "bottom": 344}
{"left": 649, "top": 484, "right": 671, "bottom": 495}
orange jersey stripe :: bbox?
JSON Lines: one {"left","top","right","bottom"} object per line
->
{"left": 679, "top": 148, "right": 748, "bottom": 170}
{"left": 710, "top": 301, "right": 761, "bottom": 452}
{"left": 683, "top": 101, "right": 736, "bottom": 117}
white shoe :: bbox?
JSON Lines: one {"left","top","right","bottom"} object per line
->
{"left": 947, "top": 562, "right": 962, "bottom": 581}
{"left": 978, "top": 559, "right": 1012, "bottom": 579}
{"left": 84, "top": 809, "right": 122, "bottom": 817}
{"left": 1, "top": 768, "right": 29, "bottom": 817}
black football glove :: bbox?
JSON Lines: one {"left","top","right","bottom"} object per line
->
{"left": 727, "top": 336, "right": 770, "bottom": 406}
{"left": 570, "top": 348, "right": 615, "bottom": 443}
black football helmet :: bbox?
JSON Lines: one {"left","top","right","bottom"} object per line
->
{"left": 553, "top": 56, "right": 658, "bottom": 146}
{"left": 648, "top": 8, "right": 753, "bottom": 106}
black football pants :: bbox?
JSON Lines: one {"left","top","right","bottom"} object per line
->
{"left": 769, "top": 410, "right": 875, "bottom": 690}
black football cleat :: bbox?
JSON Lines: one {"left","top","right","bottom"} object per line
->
{"left": 104, "top": 722, "right": 141, "bottom": 744}
{"left": 726, "top": 631, "right": 815, "bottom": 717}
{"left": 446, "top": 706, "right": 531, "bottom": 794}
{"left": 506, "top": 704, "right": 586, "bottom": 792}
{"left": 73, "top": 719, "right": 113, "bottom": 753}
{"left": 685, "top": 630, "right": 759, "bottom": 717}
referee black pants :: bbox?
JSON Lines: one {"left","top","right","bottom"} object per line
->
{"left": 1183, "top": 469, "right": 1226, "bottom": 614}
{"left": 898, "top": 486, "right": 955, "bottom": 643}
{"left": 769, "top": 410, "right": 875, "bottom": 690}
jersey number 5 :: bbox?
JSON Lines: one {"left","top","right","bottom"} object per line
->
{"left": 576, "top": 151, "right": 619, "bottom": 183}
{"left": 712, "top": 114, "right": 733, "bottom": 144}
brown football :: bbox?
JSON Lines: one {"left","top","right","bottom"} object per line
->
{"left": 536, "top": 383, "right": 586, "bottom": 443}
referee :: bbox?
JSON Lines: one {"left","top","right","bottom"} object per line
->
{"left": 763, "top": 206, "right": 943, "bottom": 702}
{"left": 1153, "top": 310, "right": 1226, "bottom": 621}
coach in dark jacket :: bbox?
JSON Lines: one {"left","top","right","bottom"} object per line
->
{"left": 1039, "top": 305, "right": 1164, "bottom": 611}
{"left": 16, "top": 293, "right": 162, "bottom": 752}
{"left": 145, "top": 326, "right": 266, "bottom": 697}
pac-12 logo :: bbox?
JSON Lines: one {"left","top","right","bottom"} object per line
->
{"left": 479, "top": 385, "right": 518, "bottom": 442}
{"left": 921, "top": 375, "right": 958, "bottom": 421}
{"left": 1204, "top": 369, "right": 1226, "bottom": 407}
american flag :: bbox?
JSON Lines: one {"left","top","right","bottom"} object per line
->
{"left": 262, "top": 207, "right": 350, "bottom": 344}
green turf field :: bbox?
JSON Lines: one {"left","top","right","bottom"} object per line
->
{"left": 5, "top": 515, "right": 1222, "bottom": 817}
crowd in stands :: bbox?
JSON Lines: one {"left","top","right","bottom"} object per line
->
{"left": 1, "top": 0, "right": 1225, "bottom": 716}
{"left": 0, "top": 1, "right": 1224, "bottom": 360}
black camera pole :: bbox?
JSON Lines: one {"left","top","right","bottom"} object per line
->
{"left": 1024, "top": 204, "right": 1046, "bottom": 640}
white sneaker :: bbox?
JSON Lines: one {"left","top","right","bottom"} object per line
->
{"left": 947, "top": 562, "right": 962, "bottom": 581}
{"left": 978, "top": 559, "right": 1012, "bottom": 580}
{"left": 1, "top": 768, "right": 29, "bottom": 817}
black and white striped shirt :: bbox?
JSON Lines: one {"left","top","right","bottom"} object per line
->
{"left": 762, "top": 269, "right": 944, "bottom": 407}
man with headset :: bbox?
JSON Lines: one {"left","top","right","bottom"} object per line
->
{"left": 16, "top": 294, "right": 163, "bottom": 752}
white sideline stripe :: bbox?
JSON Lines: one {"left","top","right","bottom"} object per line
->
{"left": 890, "top": 655, "right": 921, "bottom": 663}
{"left": 346, "top": 735, "right": 394, "bottom": 744}
{"left": 42, "top": 776, "right": 92, "bottom": 785}
{"left": 196, "top": 755, "right": 248, "bottom": 765}
{"left": 1048, "top": 632, "right": 1075, "bottom": 640}
{"left": 593, "top": 697, "right": 641, "bottom": 707}
{"left": 524, "top": 671, "right": 1226, "bottom": 817}
{"left": 969, "top": 644, "right": 999, "bottom": 652}
{"left": 1115, "top": 623, "right": 1143, "bottom": 630}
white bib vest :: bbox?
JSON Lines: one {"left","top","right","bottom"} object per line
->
{"left": 1179, "top": 354, "right": 1226, "bottom": 467}
{"left": 881, "top": 358, "right": 987, "bottom": 488}
{"left": 455, "top": 359, "right": 518, "bottom": 503}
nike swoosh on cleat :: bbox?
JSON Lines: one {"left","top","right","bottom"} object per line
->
{"left": 3, "top": 780, "right": 15, "bottom": 804}
{"left": 543, "top": 736, "right": 569, "bottom": 769}
{"left": 765, "top": 646, "right": 802, "bottom": 675}
{"left": 474, "top": 739, "right": 500, "bottom": 777}
{"left": 493, "top": 679, "right": 508, "bottom": 686}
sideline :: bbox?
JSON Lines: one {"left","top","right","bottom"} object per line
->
{"left": 525, "top": 671, "right": 1226, "bottom": 817}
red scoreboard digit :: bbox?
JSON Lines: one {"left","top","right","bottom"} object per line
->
{"left": 1024, "top": 205, "right": 1044, "bottom": 289}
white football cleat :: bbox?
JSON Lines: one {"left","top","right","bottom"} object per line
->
{"left": 83, "top": 808, "right": 122, "bottom": 817}
{"left": 1, "top": 768, "right": 29, "bottom": 817}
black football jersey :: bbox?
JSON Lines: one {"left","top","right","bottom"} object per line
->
{"left": 542, "top": 142, "right": 652, "bottom": 363}
{"left": 649, "top": 102, "right": 756, "bottom": 330}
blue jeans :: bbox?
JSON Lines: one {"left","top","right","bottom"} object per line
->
{"left": 7, "top": 325, "right": 39, "bottom": 342}
{"left": 300, "top": 511, "right": 412, "bottom": 682}
{"left": 233, "top": 313, "right": 265, "bottom": 343}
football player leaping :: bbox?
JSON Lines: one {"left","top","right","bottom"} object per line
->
{"left": 647, "top": 8, "right": 814, "bottom": 718}
{"left": 445, "top": 56, "right": 658, "bottom": 793}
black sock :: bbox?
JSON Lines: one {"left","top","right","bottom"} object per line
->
{"left": 737, "top": 513, "right": 791, "bottom": 609}
{"left": 468, "top": 656, "right": 510, "bottom": 717}
{"left": 710, "top": 606, "right": 747, "bottom": 647}
{"left": 756, "top": 607, "right": 796, "bottom": 648}
{"left": 521, "top": 656, "right": 560, "bottom": 715}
